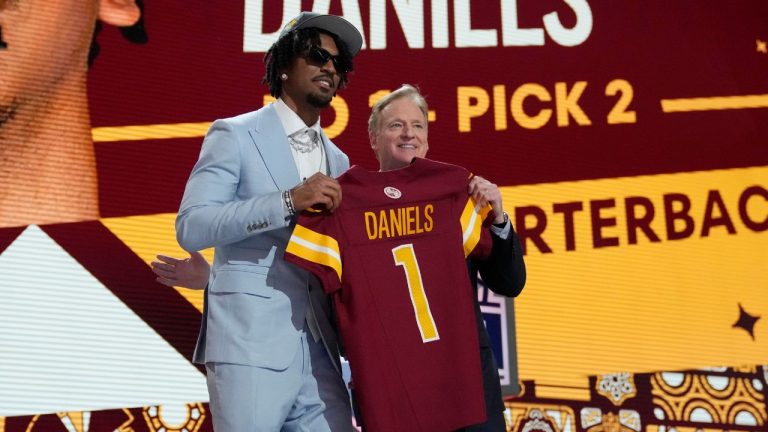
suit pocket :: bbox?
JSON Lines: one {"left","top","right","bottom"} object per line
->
{"left": 210, "top": 263, "right": 273, "bottom": 297}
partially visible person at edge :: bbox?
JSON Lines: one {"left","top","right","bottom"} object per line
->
{"left": 160, "top": 84, "right": 526, "bottom": 431}
{"left": 0, "top": 0, "right": 146, "bottom": 227}
{"left": 174, "top": 12, "right": 363, "bottom": 431}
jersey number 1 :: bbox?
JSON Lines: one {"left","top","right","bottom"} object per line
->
{"left": 392, "top": 244, "right": 440, "bottom": 343}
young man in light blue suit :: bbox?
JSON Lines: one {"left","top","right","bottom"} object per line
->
{"left": 175, "top": 12, "right": 363, "bottom": 432}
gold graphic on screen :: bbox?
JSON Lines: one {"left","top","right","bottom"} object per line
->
{"left": 596, "top": 373, "right": 637, "bottom": 406}
{"left": 505, "top": 405, "right": 575, "bottom": 432}
{"left": 757, "top": 39, "right": 767, "bottom": 53}
{"left": 142, "top": 403, "right": 206, "bottom": 432}
{"left": 650, "top": 370, "right": 766, "bottom": 427}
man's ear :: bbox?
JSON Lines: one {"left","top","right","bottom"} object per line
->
{"left": 369, "top": 133, "right": 380, "bottom": 160}
{"left": 98, "top": 0, "right": 140, "bottom": 27}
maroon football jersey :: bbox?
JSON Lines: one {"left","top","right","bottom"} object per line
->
{"left": 285, "top": 158, "right": 491, "bottom": 431}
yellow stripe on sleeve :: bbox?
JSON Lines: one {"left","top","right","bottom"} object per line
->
{"left": 460, "top": 198, "right": 491, "bottom": 257}
{"left": 286, "top": 225, "right": 343, "bottom": 282}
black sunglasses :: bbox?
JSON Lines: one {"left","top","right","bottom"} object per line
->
{"left": 304, "top": 46, "right": 350, "bottom": 73}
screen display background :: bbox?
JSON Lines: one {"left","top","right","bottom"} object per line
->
{"left": 1, "top": 1, "right": 766, "bottom": 431}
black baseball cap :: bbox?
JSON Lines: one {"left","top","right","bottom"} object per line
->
{"left": 278, "top": 12, "right": 363, "bottom": 57}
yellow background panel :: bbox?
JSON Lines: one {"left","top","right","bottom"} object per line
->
{"left": 501, "top": 166, "right": 767, "bottom": 390}
{"left": 101, "top": 213, "right": 213, "bottom": 312}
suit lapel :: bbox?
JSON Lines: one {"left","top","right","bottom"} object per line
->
{"left": 319, "top": 132, "right": 342, "bottom": 177}
{"left": 249, "top": 105, "right": 301, "bottom": 190}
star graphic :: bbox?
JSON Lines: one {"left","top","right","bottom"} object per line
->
{"left": 758, "top": 39, "right": 768, "bottom": 54}
{"left": 733, "top": 303, "right": 760, "bottom": 339}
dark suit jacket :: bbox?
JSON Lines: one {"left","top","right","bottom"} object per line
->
{"left": 463, "top": 226, "right": 526, "bottom": 431}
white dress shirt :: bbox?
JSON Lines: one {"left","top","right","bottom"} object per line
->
{"left": 273, "top": 99, "right": 328, "bottom": 343}
{"left": 274, "top": 98, "right": 327, "bottom": 181}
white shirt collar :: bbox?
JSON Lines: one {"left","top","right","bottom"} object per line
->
{"left": 274, "top": 98, "right": 322, "bottom": 138}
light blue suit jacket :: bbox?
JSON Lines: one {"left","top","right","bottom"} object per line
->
{"left": 176, "top": 103, "right": 349, "bottom": 372}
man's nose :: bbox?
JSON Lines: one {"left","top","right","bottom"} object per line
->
{"left": 401, "top": 125, "right": 415, "bottom": 138}
{"left": 320, "top": 58, "right": 336, "bottom": 74}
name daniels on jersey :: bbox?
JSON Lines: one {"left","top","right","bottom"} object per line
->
{"left": 364, "top": 204, "right": 434, "bottom": 240}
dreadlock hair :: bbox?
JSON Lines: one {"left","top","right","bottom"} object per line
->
{"left": 262, "top": 27, "right": 354, "bottom": 98}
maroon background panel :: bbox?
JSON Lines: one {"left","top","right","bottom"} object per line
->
{"left": 41, "top": 221, "right": 204, "bottom": 371}
{"left": 88, "top": 1, "right": 768, "bottom": 218}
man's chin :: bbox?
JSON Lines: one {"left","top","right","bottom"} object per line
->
{"left": 307, "top": 92, "right": 333, "bottom": 109}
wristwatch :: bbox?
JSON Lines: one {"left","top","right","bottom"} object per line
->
{"left": 492, "top": 212, "right": 509, "bottom": 228}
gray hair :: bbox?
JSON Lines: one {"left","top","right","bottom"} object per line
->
{"left": 367, "top": 84, "right": 428, "bottom": 134}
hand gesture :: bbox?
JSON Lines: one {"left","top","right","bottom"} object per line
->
{"left": 290, "top": 172, "right": 342, "bottom": 212}
{"left": 151, "top": 251, "right": 211, "bottom": 289}
{"left": 468, "top": 175, "right": 506, "bottom": 224}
